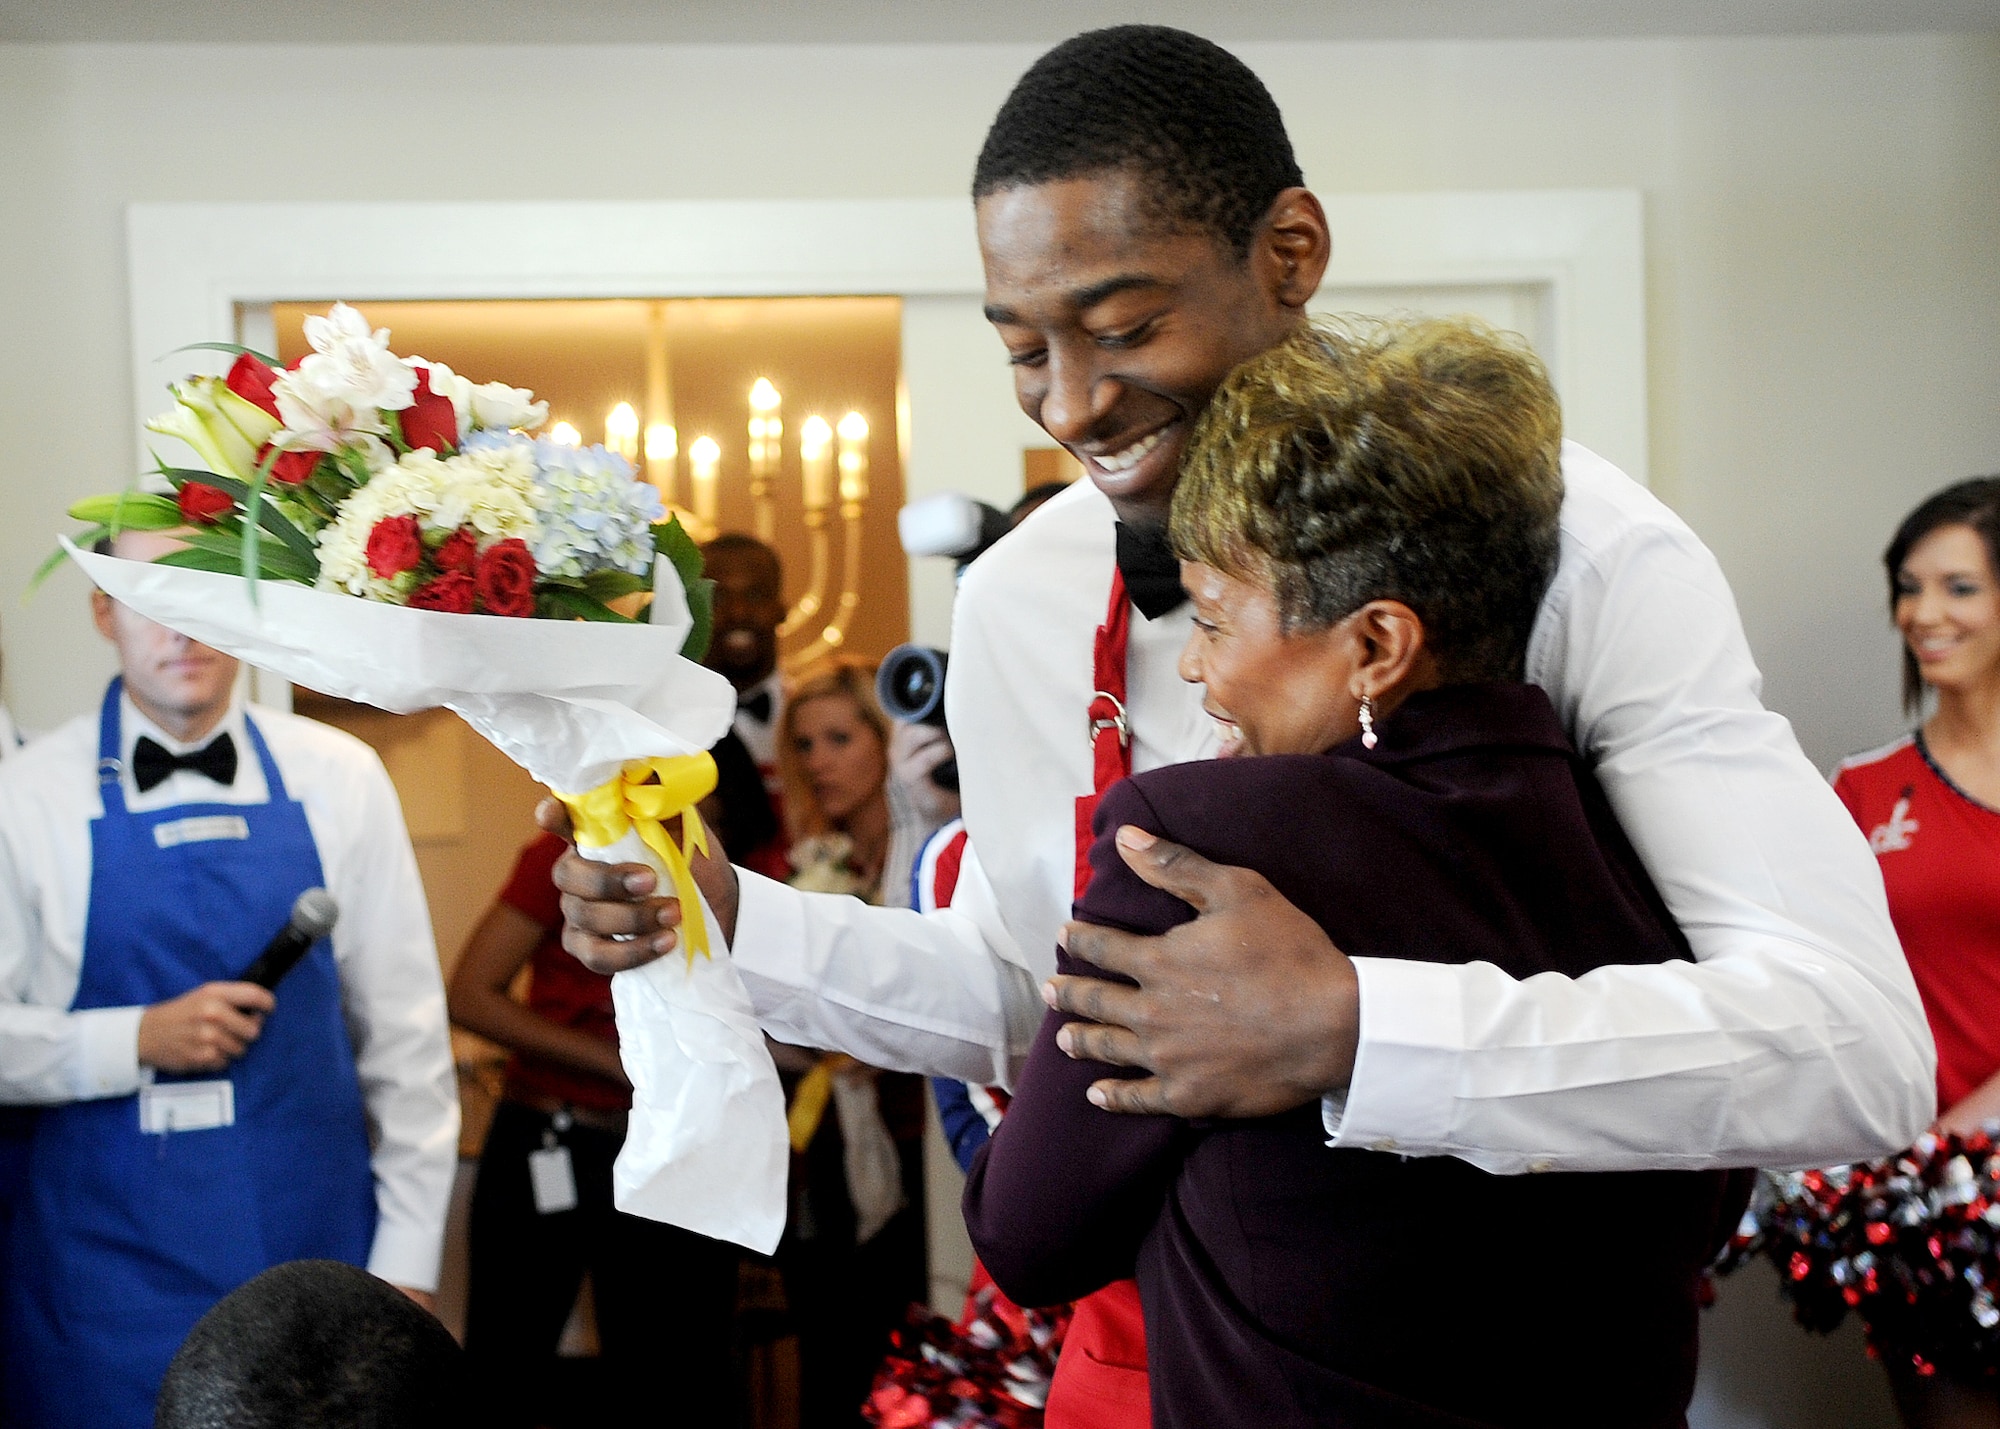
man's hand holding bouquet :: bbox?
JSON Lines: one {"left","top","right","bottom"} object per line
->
{"left": 54, "top": 305, "right": 787, "bottom": 1252}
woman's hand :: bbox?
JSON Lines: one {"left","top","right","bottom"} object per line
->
{"left": 1933, "top": 1072, "right": 2000, "bottom": 1138}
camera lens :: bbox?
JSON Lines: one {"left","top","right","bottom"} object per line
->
{"left": 876, "top": 645, "right": 949, "bottom": 727}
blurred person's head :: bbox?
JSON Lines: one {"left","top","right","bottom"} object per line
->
{"left": 779, "top": 656, "right": 891, "bottom": 840}
{"left": 702, "top": 534, "right": 785, "bottom": 692}
{"left": 973, "top": 26, "right": 1327, "bottom": 529}
{"left": 90, "top": 528, "right": 239, "bottom": 743}
{"left": 154, "top": 1260, "right": 466, "bottom": 1429}
{"left": 1884, "top": 476, "right": 2000, "bottom": 715}
{"left": 1169, "top": 316, "right": 1564, "bottom": 758}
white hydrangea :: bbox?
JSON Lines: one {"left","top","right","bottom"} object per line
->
{"left": 464, "top": 432, "right": 662, "bottom": 581}
{"left": 315, "top": 445, "right": 540, "bottom": 599}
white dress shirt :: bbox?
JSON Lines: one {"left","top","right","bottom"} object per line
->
{"left": 732, "top": 671, "right": 785, "bottom": 788}
{"left": 0, "top": 702, "right": 24, "bottom": 757}
{"left": 0, "top": 691, "right": 460, "bottom": 1289}
{"left": 729, "top": 442, "right": 1935, "bottom": 1173}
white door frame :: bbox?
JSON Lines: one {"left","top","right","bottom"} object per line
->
{"left": 126, "top": 190, "right": 1646, "bottom": 480}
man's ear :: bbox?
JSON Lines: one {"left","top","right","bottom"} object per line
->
{"left": 1256, "top": 188, "right": 1332, "bottom": 311}
{"left": 1348, "top": 600, "right": 1428, "bottom": 702}
{"left": 89, "top": 588, "right": 117, "bottom": 644}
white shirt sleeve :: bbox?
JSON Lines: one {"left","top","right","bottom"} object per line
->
{"left": 309, "top": 739, "right": 460, "bottom": 1292}
{"left": 1329, "top": 492, "right": 1936, "bottom": 1172}
{"left": 731, "top": 839, "right": 1046, "bottom": 1086}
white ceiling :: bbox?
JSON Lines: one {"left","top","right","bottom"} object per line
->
{"left": 3, "top": 0, "right": 1996, "bottom": 44}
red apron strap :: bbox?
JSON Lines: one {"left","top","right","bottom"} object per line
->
{"left": 1051, "top": 565, "right": 1154, "bottom": 1429}
{"left": 1075, "top": 568, "right": 1135, "bottom": 898}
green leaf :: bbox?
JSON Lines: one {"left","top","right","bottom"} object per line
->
{"left": 580, "top": 569, "right": 650, "bottom": 602}
{"left": 154, "top": 464, "right": 320, "bottom": 572}
{"left": 535, "top": 588, "right": 639, "bottom": 624}
{"left": 652, "top": 517, "right": 713, "bottom": 661}
{"left": 153, "top": 546, "right": 251, "bottom": 575}
{"left": 171, "top": 525, "right": 316, "bottom": 584}
{"left": 24, "top": 526, "right": 107, "bottom": 601}
{"left": 165, "top": 340, "right": 283, "bottom": 367}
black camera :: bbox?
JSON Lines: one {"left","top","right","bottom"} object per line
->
{"left": 876, "top": 644, "right": 957, "bottom": 792}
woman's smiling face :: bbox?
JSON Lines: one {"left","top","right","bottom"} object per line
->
{"left": 1896, "top": 522, "right": 2000, "bottom": 695}
{"left": 1176, "top": 560, "right": 1366, "bottom": 758}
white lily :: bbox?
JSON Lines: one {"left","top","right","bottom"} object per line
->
{"left": 144, "top": 376, "right": 282, "bottom": 483}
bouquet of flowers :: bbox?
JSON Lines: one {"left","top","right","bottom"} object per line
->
{"left": 56, "top": 304, "right": 787, "bottom": 1253}
{"left": 1716, "top": 1131, "right": 2000, "bottom": 1383}
{"left": 864, "top": 1285, "right": 1071, "bottom": 1429}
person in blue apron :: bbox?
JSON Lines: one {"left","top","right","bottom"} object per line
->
{"left": 0, "top": 531, "right": 457, "bottom": 1429}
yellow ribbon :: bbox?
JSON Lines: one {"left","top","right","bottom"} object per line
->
{"left": 786, "top": 1054, "right": 855, "bottom": 1153}
{"left": 556, "top": 752, "right": 718, "bottom": 966}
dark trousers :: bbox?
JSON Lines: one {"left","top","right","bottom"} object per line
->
{"left": 463, "top": 1100, "right": 740, "bottom": 1429}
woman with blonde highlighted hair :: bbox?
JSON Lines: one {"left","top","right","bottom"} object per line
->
{"left": 965, "top": 316, "right": 1742, "bottom": 1429}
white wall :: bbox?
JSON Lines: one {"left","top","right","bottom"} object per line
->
{"left": 2, "top": 36, "right": 1995, "bottom": 763}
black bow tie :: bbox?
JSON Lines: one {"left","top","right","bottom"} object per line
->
{"left": 132, "top": 733, "right": 237, "bottom": 794}
{"left": 738, "top": 689, "right": 774, "bottom": 724}
{"left": 1115, "top": 521, "right": 1187, "bottom": 620}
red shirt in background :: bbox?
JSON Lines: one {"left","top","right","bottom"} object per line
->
{"left": 497, "top": 831, "right": 629, "bottom": 1114}
{"left": 1835, "top": 735, "right": 2000, "bottom": 1113}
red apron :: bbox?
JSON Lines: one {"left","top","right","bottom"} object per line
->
{"left": 1046, "top": 570, "right": 1152, "bottom": 1429}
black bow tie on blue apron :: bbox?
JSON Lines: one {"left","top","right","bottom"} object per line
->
{"left": 131, "top": 732, "right": 237, "bottom": 793}
{"left": 1114, "top": 521, "right": 1187, "bottom": 620}
{"left": 737, "top": 688, "right": 774, "bottom": 724}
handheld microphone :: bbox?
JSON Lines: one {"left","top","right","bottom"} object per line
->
{"left": 239, "top": 888, "right": 339, "bottom": 990}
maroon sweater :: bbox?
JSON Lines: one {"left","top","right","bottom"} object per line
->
{"left": 962, "top": 683, "right": 1740, "bottom": 1429}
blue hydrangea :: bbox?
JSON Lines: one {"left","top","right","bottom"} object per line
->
{"left": 465, "top": 430, "right": 663, "bottom": 579}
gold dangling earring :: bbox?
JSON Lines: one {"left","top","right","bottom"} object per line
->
{"left": 1359, "top": 695, "right": 1378, "bottom": 750}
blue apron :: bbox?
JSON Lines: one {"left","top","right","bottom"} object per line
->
{"left": 4, "top": 682, "right": 376, "bottom": 1429}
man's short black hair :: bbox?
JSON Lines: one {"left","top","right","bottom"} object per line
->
{"left": 155, "top": 1261, "right": 466, "bottom": 1429}
{"left": 972, "top": 25, "right": 1305, "bottom": 258}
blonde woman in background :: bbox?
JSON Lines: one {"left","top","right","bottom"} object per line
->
{"left": 770, "top": 656, "right": 955, "bottom": 1427}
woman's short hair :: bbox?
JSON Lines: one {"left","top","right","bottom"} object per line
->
{"left": 1170, "top": 316, "right": 1565, "bottom": 684}
{"left": 778, "top": 655, "right": 888, "bottom": 840}
{"left": 1883, "top": 476, "right": 2000, "bottom": 714}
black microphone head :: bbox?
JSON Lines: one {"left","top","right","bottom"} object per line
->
{"left": 292, "top": 887, "right": 339, "bottom": 940}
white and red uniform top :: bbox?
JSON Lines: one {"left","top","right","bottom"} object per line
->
{"left": 1835, "top": 733, "right": 2000, "bottom": 1113}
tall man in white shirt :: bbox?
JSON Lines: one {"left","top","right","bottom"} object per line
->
{"left": 0, "top": 531, "right": 458, "bottom": 1429}
{"left": 556, "top": 22, "right": 1933, "bottom": 1229}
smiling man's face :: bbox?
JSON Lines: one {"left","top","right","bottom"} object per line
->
{"left": 976, "top": 170, "right": 1325, "bottom": 527}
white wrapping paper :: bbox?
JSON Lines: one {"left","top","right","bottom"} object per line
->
{"left": 65, "top": 539, "right": 790, "bottom": 1253}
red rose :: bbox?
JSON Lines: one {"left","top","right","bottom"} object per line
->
{"left": 365, "top": 514, "right": 424, "bottom": 579}
{"left": 399, "top": 367, "right": 459, "bottom": 454}
{"left": 433, "top": 528, "right": 478, "bottom": 574}
{"left": 176, "top": 482, "right": 234, "bottom": 525}
{"left": 474, "top": 538, "right": 538, "bottom": 618}
{"left": 265, "top": 448, "right": 321, "bottom": 486}
{"left": 224, "top": 353, "right": 283, "bottom": 419}
{"left": 407, "top": 572, "right": 476, "bottom": 614}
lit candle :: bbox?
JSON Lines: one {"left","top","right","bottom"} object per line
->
{"left": 689, "top": 435, "right": 721, "bottom": 531}
{"left": 549, "top": 420, "right": 582, "bottom": 448}
{"left": 605, "top": 402, "right": 640, "bottom": 465}
{"left": 749, "top": 378, "right": 782, "bottom": 481}
{"left": 800, "top": 415, "right": 833, "bottom": 510}
{"left": 837, "top": 411, "right": 869, "bottom": 504}
{"left": 644, "top": 423, "right": 677, "bottom": 502}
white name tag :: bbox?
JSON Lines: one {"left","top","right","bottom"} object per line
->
{"left": 529, "top": 1144, "right": 578, "bottom": 1214}
{"left": 153, "top": 815, "right": 250, "bottom": 849}
{"left": 139, "top": 1079, "right": 235, "bottom": 1134}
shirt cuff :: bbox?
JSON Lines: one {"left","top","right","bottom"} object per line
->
{"left": 366, "top": 1215, "right": 444, "bottom": 1293}
{"left": 1322, "top": 957, "right": 1464, "bottom": 1154}
{"left": 74, "top": 1006, "right": 145, "bottom": 1100}
{"left": 731, "top": 869, "right": 807, "bottom": 988}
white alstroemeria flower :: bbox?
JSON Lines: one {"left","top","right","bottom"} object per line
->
{"left": 296, "top": 302, "right": 417, "bottom": 414}
{"left": 467, "top": 380, "right": 548, "bottom": 434}
{"left": 271, "top": 361, "right": 393, "bottom": 453}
